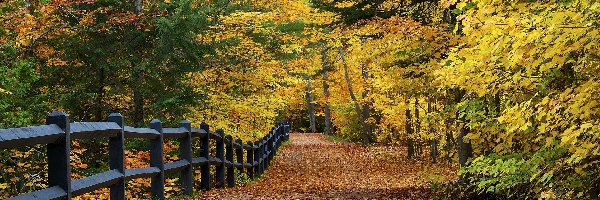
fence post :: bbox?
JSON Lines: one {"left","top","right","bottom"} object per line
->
{"left": 254, "top": 141, "right": 260, "bottom": 176}
{"left": 258, "top": 138, "right": 263, "bottom": 174}
{"left": 108, "top": 113, "right": 126, "bottom": 200}
{"left": 279, "top": 124, "right": 283, "bottom": 147}
{"left": 225, "top": 135, "right": 235, "bottom": 187}
{"left": 200, "top": 122, "right": 211, "bottom": 190}
{"left": 269, "top": 129, "right": 275, "bottom": 166}
{"left": 258, "top": 140, "right": 265, "bottom": 175}
{"left": 272, "top": 129, "right": 276, "bottom": 160}
{"left": 46, "top": 112, "right": 72, "bottom": 200}
{"left": 263, "top": 135, "right": 269, "bottom": 169}
{"left": 149, "top": 119, "right": 165, "bottom": 200}
{"left": 275, "top": 125, "right": 280, "bottom": 150}
{"left": 215, "top": 129, "right": 225, "bottom": 188}
{"left": 246, "top": 141, "right": 254, "bottom": 179}
{"left": 284, "top": 123, "right": 290, "bottom": 141}
{"left": 179, "top": 120, "right": 193, "bottom": 195}
{"left": 266, "top": 130, "right": 271, "bottom": 168}
{"left": 260, "top": 137, "right": 268, "bottom": 174}
{"left": 260, "top": 139, "right": 264, "bottom": 175}
{"left": 235, "top": 139, "right": 244, "bottom": 178}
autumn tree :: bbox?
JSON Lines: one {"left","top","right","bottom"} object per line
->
{"left": 310, "top": 0, "right": 446, "bottom": 24}
{"left": 435, "top": 0, "right": 600, "bottom": 198}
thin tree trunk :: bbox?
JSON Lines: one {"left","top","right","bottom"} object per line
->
{"left": 406, "top": 107, "right": 414, "bottom": 159}
{"left": 306, "top": 78, "right": 316, "bottom": 133}
{"left": 132, "top": 0, "right": 145, "bottom": 126}
{"left": 487, "top": 93, "right": 501, "bottom": 154}
{"left": 134, "top": 0, "right": 142, "bottom": 13}
{"left": 132, "top": 76, "right": 144, "bottom": 126}
{"left": 445, "top": 118, "right": 453, "bottom": 162}
{"left": 458, "top": 123, "right": 472, "bottom": 184}
{"left": 431, "top": 140, "right": 438, "bottom": 163}
{"left": 95, "top": 67, "right": 105, "bottom": 121}
{"left": 415, "top": 97, "right": 421, "bottom": 157}
{"left": 428, "top": 97, "right": 438, "bottom": 163}
{"left": 453, "top": 88, "right": 472, "bottom": 182}
{"left": 361, "top": 64, "right": 373, "bottom": 142}
{"left": 24, "top": 0, "right": 37, "bottom": 56}
{"left": 458, "top": 124, "right": 473, "bottom": 166}
{"left": 338, "top": 47, "right": 361, "bottom": 119}
{"left": 444, "top": 94, "right": 454, "bottom": 162}
{"left": 494, "top": 93, "right": 501, "bottom": 115}
{"left": 338, "top": 47, "right": 370, "bottom": 144}
{"left": 321, "top": 44, "right": 332, "bottom": 135}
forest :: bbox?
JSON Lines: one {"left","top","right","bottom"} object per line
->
{"left": 0, "top": 0, "right": 599, "bottom": 199}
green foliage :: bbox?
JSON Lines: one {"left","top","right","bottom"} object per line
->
{"left": 276, "top": 20, "right": 305, "bottom": 35}
{"left": 235, "top": 170, "right": 253, "bottom": 186}
{"left": 0, "top": 43, "right": 45, "bottom": 128}
{"left": 458, "top": 146, "right": 599, "bottom": 199}
{"left": 327, "top": 135, "right": 351, "bottom": 143}
{"left": 332, "top": 103, "right": 363, "bottom": 141}
{"left": 32, "top": 0, "right": 215, "bottom": 125}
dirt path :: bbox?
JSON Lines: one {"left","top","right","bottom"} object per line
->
{"left": 198, "top": 133, "right": 449, "bottom": 199}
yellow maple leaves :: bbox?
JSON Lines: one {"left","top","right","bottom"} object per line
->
{"left": 438, "top": 0, "right": 599, "bottom": 97}
{"left": 185, "top": 0, "right": 337, "bottom": 140}
{"left": 433, "top": 2, "right": 600, "bottom": 195}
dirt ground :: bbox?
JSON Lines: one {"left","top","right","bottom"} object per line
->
{"left": 197, "top": 133, "right": 455, "bottom": 199}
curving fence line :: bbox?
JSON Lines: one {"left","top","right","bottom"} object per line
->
{"left": 0, "top": 111, "right": 291, "bottom": 200}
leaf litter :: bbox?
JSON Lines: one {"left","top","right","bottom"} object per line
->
{"left": 198, "top": 133, "right": 457, "bottom": 199}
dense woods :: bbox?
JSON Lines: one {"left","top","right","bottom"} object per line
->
{"left": 1, "top": 0, "right": 599, "bottom": 199}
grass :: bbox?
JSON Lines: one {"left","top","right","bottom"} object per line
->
{"left": 168, "top": 193, "right": 196, "bottom": 200}
{"left": 327, "top": 135, "right": 351, "bottom": 143}
{"left": 281, "top": 139, "right": 293, "bottom": 146}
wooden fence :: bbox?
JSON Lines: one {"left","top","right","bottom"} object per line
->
{"left": 0, "top": 111, "right": 290, "bottom": 200}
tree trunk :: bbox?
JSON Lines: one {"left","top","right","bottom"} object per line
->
{"left": 24, "top": 0, "right": 37, "bottom": 56}
{"left": 95, "top": 67, "right": 105, "bottom": 121}
{"left": 452, "top": 88, "right": 471, "bottom": 168}
{"left": 445, "top": 118, "right": 453, "bottom": 162}
{"left": 458, "top": 123, "right": 473, "bottom": 183}
{"left": 486, "top": 93, "right": 501, "bottom": 154}
{"left": 338, "top": 47, "right": 370, "bottom": 144}
{"left": 431, "top": 140, "right": 438, "bottom": 163}
{"left": 444, "top": 94, "right": 454, "bottom": 163}
{"left": 132, "top": 73, "right": 144, "bottom": 126}
{"left": 458, "top": 124, "right": 472, "bottom": 166}
{"left": 134, "top": 0, "right": 142, "bottom": 14}
{"left": 406, "top": 107, "right": 415, "bottom": 159}
{"left": 428, "top": 97, "right": 438, "bottom": 163}
{"left": 132, "top": 0, "right": 145, "bottom": 126}
{"left": 414, "top": 97, "right": 421, "bottom": 157}
{"left": 321, "top": 44, "right": 332, "bottom": 135}
{"left": 494, "top": 93, "right": 501, "bottom": 114}
{"left": 306, "top": 78, "right": 316, "bottom": 133}
{"left": 361, "top": 64, "right": 373, "bottom": 142}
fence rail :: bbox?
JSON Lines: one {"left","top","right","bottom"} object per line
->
{"left": 0, "top": 111, "right": 290, "bottom": 200}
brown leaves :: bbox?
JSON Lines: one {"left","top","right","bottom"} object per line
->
{"left": 199, "top": 133, "right": 456, "bottom": 199}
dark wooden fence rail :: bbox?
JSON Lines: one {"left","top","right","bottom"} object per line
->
{"left": 0, "top": 111, "right": 291, "bottom": 200}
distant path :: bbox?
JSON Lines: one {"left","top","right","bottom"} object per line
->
{"left": 198, "top": 133, "right": 435, "bottom": 199}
